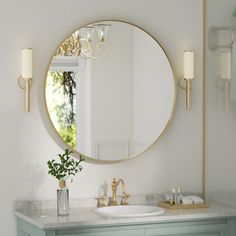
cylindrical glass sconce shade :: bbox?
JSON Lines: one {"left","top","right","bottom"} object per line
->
{"left": 184, "top": 51, "right": 194, "bottom": 80}
{"left": 21, "top": 48, "right": 33, "bottom": 79}
{"left": 220, "top": 51, "right": 231, "bottom": 80}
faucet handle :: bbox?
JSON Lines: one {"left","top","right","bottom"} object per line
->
{"left": 95, "top": 195, "right": 107, "bottom": 208}
{"left": 120, "top": 193, "right": 130, "bottom": 205}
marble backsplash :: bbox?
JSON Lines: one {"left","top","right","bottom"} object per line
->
{"left": 14, "top": 194, "right": 161, "bottom": 212}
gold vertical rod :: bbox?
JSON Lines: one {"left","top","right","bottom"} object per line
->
{"left": 186, "top": 80, "right": 192, "bottom": 110}
{"left": 201, "top": 0, "right": 206, "bottom": 201}
{"left": 18, "top": 77, "right": 32, "bottom": 113}
{"left": 224, "top": 80, "right": 229, "bottom": 111}
{"left": 25, "top": 79, "right": 30, "bottom": 112}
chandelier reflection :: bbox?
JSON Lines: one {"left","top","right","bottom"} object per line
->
{"left": 56, "top": 24, "right": 111, "bottom": 59}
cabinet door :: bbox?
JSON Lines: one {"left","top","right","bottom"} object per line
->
{"left": 146, "top": 223, "right": 227, "bottom": 236}
{"left": 229, "top": 218, "right": 236, "bottom": 236}
{"left": 17, "top": 219, "right": 46, "bottom": 236}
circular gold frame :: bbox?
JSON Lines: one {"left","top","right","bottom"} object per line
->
{"left": 44, "top": 19, "right": 177, "bottom": 164}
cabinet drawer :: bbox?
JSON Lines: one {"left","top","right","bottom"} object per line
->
{"left": 56, "top": 229, "right": 145, "bottom": 236}
{"left": 146, "top": 223, "right": 227, "bottom": 236}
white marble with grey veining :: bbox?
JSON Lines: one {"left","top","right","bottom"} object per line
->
{"left": 14, "top": 199, "right": 236, "bottom": 230}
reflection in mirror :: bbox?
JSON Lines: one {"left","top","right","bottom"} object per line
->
{"left": 45, "top": 21, "right": 176, "bottom": 162}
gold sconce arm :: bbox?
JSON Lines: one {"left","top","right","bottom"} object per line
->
{"left": 18, "top": 77, "right": 32, "bottom": 112}
{"left": 186, "top": 79, "right": 192, "bottom": 111}
{"left": 179, "top": 77, "right": 193, "bottom": 111}
{"left": 223, "top": 80, "right": 229, "bottom": 111}
{"left": 215, "top": 78, "right": 230, "bottom": 111}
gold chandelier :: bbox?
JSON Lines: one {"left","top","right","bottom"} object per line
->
{"left": 56, "top": 24, "right": 111, "bottom": 59}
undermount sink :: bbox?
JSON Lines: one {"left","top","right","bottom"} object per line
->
{"left": 95, "top": 205, "right": 164, "bottom": 218}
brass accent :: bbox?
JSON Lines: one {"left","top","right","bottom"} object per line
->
{"left": 201, "top": 0, "right": 206, "bottom": 202}
{"left": 43, "top": 19, "right": 177, "bottom": 164}
{"left": 110, "top": 178, "right": 129, "bottom": 206}
{"left": 223, "top": 80, "right": 229, "bottom": 111}
{"left": 120, "top": 193, "right": 130, "bottom": 205}
{"left": 178, "top": 78, "right": 193, "bottom": 111}
{"left": 18, "top": 77, "right": 32, "bottom": 112}
{"left": 59, "top": 180, "right": 66, "bottom": 188}
{"left": 56, "top": 24, "right": 111, "bottom": 59}
{"left": 159, "top": 202, "right": 208, "bottom": 210}
{"left": 95, "top": 196, "right": 107, "bottom": 208}
{"left": 186, "top": 80, "right": 192, "bottom": 111}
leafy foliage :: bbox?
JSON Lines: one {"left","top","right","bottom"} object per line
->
{"left": 47, "top": 149, "right": 84, "bottom": 181}
{"left": 48, "top": 71, "right": 77, "bottom": 147}
{"left": 58, "top": 124, "right": 76, "bottom": 149}
{"left": 49, "top": 71, "right": 76, "bottom": 128}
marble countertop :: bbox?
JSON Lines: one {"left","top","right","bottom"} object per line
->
{"left": 14, "top": 203, "right": 236, "bottom": 230}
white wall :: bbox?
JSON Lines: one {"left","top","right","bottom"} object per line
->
{"left": 206, "top": 0, "right": 236, "bottom": 203}
{"left": 0, "top": 0, "right": 202, "bottom": 235}
{"left": 133, "top": 27, "right": 175, "bottom": 153}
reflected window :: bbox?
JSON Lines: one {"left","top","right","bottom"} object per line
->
{"left": 46, "top": 71, "right": 77, "bottom": 148}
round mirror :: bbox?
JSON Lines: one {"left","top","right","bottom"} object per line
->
{"left": 45, "top": 20, "right": 176, "bottom": 162}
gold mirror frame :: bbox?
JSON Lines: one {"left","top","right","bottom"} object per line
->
{"left": 44, "top": 20, "right": 177, "bottom": 164}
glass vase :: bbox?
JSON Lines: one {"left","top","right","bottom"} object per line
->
{"left": 57, "top": 180, "right": 69, "bottom": 216}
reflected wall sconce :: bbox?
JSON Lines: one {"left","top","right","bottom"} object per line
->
{"left": 179, "top": 51, "right": 195, "bottom": 111}
{"left": 219, "top": 51, "right": 231, "bottom": 111}
{"left": 56, "top": 24, "right": 111, "bottom": 59}
{"left": 18, "top": 48, "right": 33, "bottom": 112}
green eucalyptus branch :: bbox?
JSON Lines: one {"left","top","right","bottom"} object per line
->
{"left": 47, "top": 149, "right": 85, "bottom": 181}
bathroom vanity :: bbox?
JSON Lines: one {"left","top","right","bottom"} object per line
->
{"left": 15, "top": 203, "right": 236, "bottom": 236}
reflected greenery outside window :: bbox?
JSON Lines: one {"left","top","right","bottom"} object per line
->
{"left": 46, "top": 71, "right": 77, "bottom": 148}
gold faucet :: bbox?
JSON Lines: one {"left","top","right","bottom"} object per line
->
{"left": 110, "top": 178, "right": 129, "bottom": 206}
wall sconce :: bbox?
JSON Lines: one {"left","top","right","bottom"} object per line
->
{"left": 219, "top": 51, "right": 231, "bottom": 111}
{"left": 179, "top": 51, "right": 195, "bottom": 110}
{"left": 18, "top": 48, "right": 33, "bottom": 112}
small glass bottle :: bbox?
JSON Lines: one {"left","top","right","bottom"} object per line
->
{"left": 170, "top": 188, "right": 176, "bottom": 205}
{"left": 57, "top": 180, "right": 69, "bottom": 216}
{"left": 177, "top": 187, "right": 182, "bottom": 205}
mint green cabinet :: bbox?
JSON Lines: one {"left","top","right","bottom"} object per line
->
{"left": 146, "top": 221, "right": 227, "bottom": 236}
{"left": 52, "top": 225, "right": 145, "bottom": 236}
{"left": 17, "top": 218, "right": 229, "bottom": 236}
{"left": 57, "top": 229, "right": 145, "bottom": 236}
{"left": 17, "top": 219, "right": 46, "bottom": 236}
{"left": 229, "top": 218, "right": 236, "bottom": 236}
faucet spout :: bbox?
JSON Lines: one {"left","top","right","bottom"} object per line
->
{"left": 117, "top": 178, "right": 126, "bottom": 194}
{"left": 111, "top": 178, "right": 129, "bottom": 206}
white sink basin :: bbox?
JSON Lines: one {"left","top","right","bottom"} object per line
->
{"left": 95, "top": 205, "right": 164, "bottom": 218}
